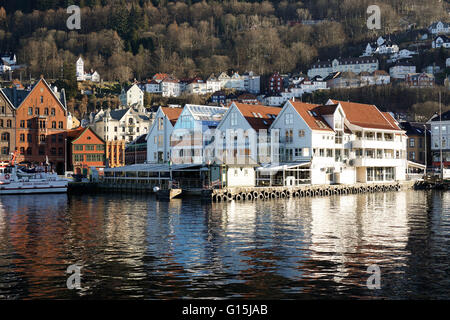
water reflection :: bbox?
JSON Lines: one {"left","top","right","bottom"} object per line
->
{"left": 0, "top": 190, "right": 449, "bottom": 299}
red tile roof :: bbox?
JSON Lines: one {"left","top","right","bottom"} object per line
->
{"left": 153, "top": 73, "right": 169, "bottom": 81}
{"left": 289, "top": 101, "right": 334, "bottom": 131}
{"left": 161, "top": 107, "right": 183, "bottom": 125}
{"left": 329, "top": 100, "right": 402, "bottom": 131}
{"left": 232, "top": 102, "right": 282, "bottom": 130}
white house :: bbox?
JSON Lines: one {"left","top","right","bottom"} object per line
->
{"left": 389, "top": 63, "right": 416, "bottom": 80}
{"left": 170, "top": 105, "right": 228, "bottom": 165}
{"left": 217, "top": 71, "right": 261, "bottom": 93}
{"left": 388, "top": 49, "right": 418, "bottom": 63}
{"left": 308, "top": 57, "right": 379, "bottom": 78}
{"left": 267, "top": 99, "right": 407, "bottom": 185}
{"left": 161, "top": 78, "right": 183, "bottom": 97}
{"left": 76, "top": 57, "right": 100, "bottom": 82}
{"left": 214, "top": 102, "right": 282, "bottom": 186}
{"left": 428, "top": 21, "right": 450, "bottom": 35}
{"left": 185, "top": 78, "right": 208, "bottom": 95}
{"left": 119, "top": 83, "right": 144, "bottom": 108}
{"left": 427, "top": 110, "right": 450, "bottom": 168}
{"left": 144, "top": 79, "right": 161, "bottom": 94}
{"left": 206, "top": 75, "right": 222, "bottom": 93}
{"left": 432, "top": 35, "right": 450, "bottom": 49}
{"left": 146, "top": 106, "right": 183, "bottom": 164}
{"left": 90, "top": 105, "right": 152, "bottom": 143}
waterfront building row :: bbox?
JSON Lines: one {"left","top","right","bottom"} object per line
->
{"left": 104, "top": 99, "right": 426, "bottom": 188}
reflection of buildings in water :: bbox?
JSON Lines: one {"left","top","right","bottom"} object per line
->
{"left": 0, "top": 194, "right": 69, "bottom": 298}
{"left": 307, "top": 192, "right": 410, "bottom": 287}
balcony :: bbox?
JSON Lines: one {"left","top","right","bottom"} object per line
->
{"left": 352, "top": 157, "right": 404, "bottom": 167}
{"left": 352, "top": 138, "right": 399, "bottom": 149}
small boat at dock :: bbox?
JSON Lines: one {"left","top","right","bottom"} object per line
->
{"left": 0, "top": 153, "right": 68, "bottom": 195}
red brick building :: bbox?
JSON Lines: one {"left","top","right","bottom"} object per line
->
{"left": 13, "top": 78, "right": 68, "bottom": 173}
{"left": 67, "top": 127, "right": 106, "bottom": 176}
{"left": 268, "top": 72, "right": 284, "bottom": 94}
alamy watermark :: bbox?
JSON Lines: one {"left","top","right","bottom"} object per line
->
{"left": 366, "top": 264, "right": 381, "bottom": 289}
{"left": 67, "top": 5, "right": 81, "bottom": 30}
{"left": 66, "top": 264, "right": 82, "bottom": 290}
{"left": 367, "top": 5, "right": 381, "bottom": 30}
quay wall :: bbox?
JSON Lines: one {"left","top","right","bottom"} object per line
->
{"left": 68, "top": 180, "right": 431, "bottom": 200}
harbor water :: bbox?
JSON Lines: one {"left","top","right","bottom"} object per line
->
{"left": 0, "top": 190, "right": 449, "bottom": 299}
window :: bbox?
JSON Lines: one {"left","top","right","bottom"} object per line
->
{"left": 38, "top": 147, "right": 45, "bottom": 155}
{"left": 40, "top": 96, "right": 44, "bottom": 103}
{"left": 51, "top": 135, "right": 56, "bottom": 143}
{"left": 20, "top": 147, "right": 25, "bottom": 154}
{"left": 35, "top": 108, "right": 40, "bottom": 115}
{"left": 28, "top": 107, "right": 33, "bottom": 115}
{"left": 40, "top": 134, "right": 46, "bottom": 142}
{"left": 285, "top": 129, "right": 293, "bottom": 143}
{"left": 409, "top": 151, "right": 416, "bottom": 160}
{"left": 58, "top": 147, "right": 63, "bottom": 155}
{"left": 27, "top": 134, "right": 32, "bottom": 142}
{"left": 26, "top": 147, "right": 32, "bottom": 155}
{"left": 27, "top": 120, "right": 32, "bottom": 128}
{"left": 51, "top": 148, "right": 56, "bottom": 155}
{"left": 409, "top": 138, "right": 415, "bottom": 147}
{"left": 74, "top": 145, "right": 83, "bottom": 151}
{"left": 158, "top": 118, "right": 164, "bottom": 130}
{"left": 285, "top": 113, "right": 293, "bottom": 125}
{"left": 52, "top": 121, "right": 56, "bottom": 128}
{"left": 0, "top": 120, "right": 2, "bottom": 127}
{"left": 1, "top": 132, "right": 9, "bottom": 141}
{"left": 51, "top": 108, "right": 56, "bottom": 116}
{"left": 96, "top": 145, "right": 105, "bottom": 151}
{"left": 74, "top": 154, "right": 84, "bottom": 162}
{"left": 20, "top": 134, "right": 25, "bottom": 142}
{"left": 20, "top": 120, "right": 25, "bottom": 128}
{"left": 1, "top": 147, "right": 9, "bottom": 155}
{"left": 86, "top": 145, "right": 95, "bottom": 151}
{"left": 295, "top": 148, "right": 302, "bottom": 157}
{"left": 58, "top": 134, "right": 63, "bottom": 143}
{"left": 298, "top": 130, "right": 305, "bottom": 137}
{"left": 6, "top": 120, "right": 11, "bottom": 128}
{"left": 58, "top": 121, "right": 63, "bottom": 129}
{"left": 231, "top": 112, "right": 237, "bottom": 126}
{"left": 44, "top": 108, "right": 49, "bottom": 115}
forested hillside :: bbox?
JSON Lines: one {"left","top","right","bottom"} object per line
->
{"left": 0, "top": 0, "right": 449, "bottom": 82}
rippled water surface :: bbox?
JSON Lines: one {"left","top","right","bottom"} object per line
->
{"left": 0, "top": 190, "right": 449, "bottom": 299}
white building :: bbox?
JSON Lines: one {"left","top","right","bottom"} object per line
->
{"left": 388, "top": 49, "right": 418, "bottom": 63}
{"left": 185, "top": 78, "right": 208, "bottom": 95}
{"left": 90, "top": 106, "right": 152, "bottom": 143}
{"left": 427, "top": 110, "right": 450, "bottom": 168}
{"left": 170, "top": 105, "right": 228, "bottom": 165}
{"left": 217, "top": 71, "right": 261, "bottom": 93}
{"left": 144, "top": 79, "right": 162, "bottom": 94}
{"left": 215, "top": 102, "right": 281, "bottom": 186}
{"left": 206, "top": 75, "right": 222, "bottom": 93}
{"left": 76, "top": 57, "right": 100, "bottom": 82}
{"left": 146, "top": 106, "right": 183, "bottom": 164}
{"left": 268, "top": 99, "right": 407, "bottom": 185}
{"left": 428, "top": 21, "right": 450, "bottom": 35}
{"left": 389, "top": 63, "right": 416, "bottom": 80}
{"left": 308, "top": 57, "right": 379, "bottom": 78}
{"left": 432, "top": 35, "right": 450, "bottom": 49}
{"left": 119, "top": 83, "right": 144, "bottom": 108}
{"left": 161, "top": 78, "right": 183, "bottom": 97}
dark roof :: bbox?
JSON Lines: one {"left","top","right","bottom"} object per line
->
{"left": 1, "top": 87, "right": 30, "bottom": 108}
{"left": 109, "top": 108, "right": 129, "bottom": 120}
{"left": 399, "top": 122, "right": 430, "bottom": 135}
{"left": 430, "top": 110, "right": 450, "bottom": 122}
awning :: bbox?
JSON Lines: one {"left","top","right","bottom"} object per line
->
{"left": 256, "top": 162, "right": 311, "bottom": 172}
{"left": 104, "top": 163, "right": 203, "bottom": 172}
{"left": 407, "top": 160, "right": 426, "bottom": 170}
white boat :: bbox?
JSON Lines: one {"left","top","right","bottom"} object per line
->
{"left": 0, "top": 162, "right": 68, "bottom": 195}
